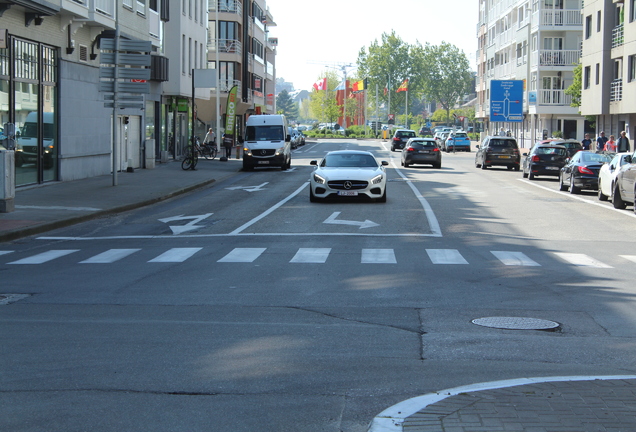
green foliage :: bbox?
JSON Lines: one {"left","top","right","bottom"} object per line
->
{"left": 308, "top": 70, "right": 342, "bottom": 125}
{"left": 552, "top": 130, "right": 563, "bottom": 138}
{"left": 276, "top": 90, "right": 299, "bottom": 120}
{"left": 565, "top": 62, "right": 582, "bottom": 108}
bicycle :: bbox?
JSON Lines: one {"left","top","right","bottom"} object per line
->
{"left": 181, "top": 145, "right": 198, "bottom": 170}
{"left": 201, "top": 141, "right": 218, "bottom": 160}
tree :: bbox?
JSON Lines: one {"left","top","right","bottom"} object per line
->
{"left": 421, "top": 42, "right": 473, "bottom": 125}
{"left": 308, "top": 70, "right": 342, "bottom": 126}
{"left": 565, "top": 62, "right": 582, "bottom": 108}
{"left": 276, "top": 90, "right": 299, "bottom": 120}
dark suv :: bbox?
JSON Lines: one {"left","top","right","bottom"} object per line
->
{"left": 475, "top": 136, "right": 521, "bottom": 170}
{"left": 391, "top": 129, "right": 417, "bottom": 151}
{"left": 522, "top": 143, "right": 568, "bottom": 180}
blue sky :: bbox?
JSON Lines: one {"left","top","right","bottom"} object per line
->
{"left": 265, "top": 0, "right": 479, "bottom": 92}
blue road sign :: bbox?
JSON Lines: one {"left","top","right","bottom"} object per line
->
{"left": 490, "top": 80, "right": 523, "bottom": 122}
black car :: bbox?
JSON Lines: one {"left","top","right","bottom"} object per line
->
{"left": 401, "top": 138, "right": 442, "bottom": 168}
{"left": 418, "top": 126, "right": 432, "bottom": 136}
{"left": 522, "top": 144, "right": 568, "bottom": 180}
{"left": 391, "top": 129, "right": 417, "bottom": 151}
{"left": 559, "top": 151, "right": 613, "bottom": 194}
{"left": 545, "top": 139, "right": 583, "bottom": 157}
{"left": 474, "top": 136, "right": 521, "bottom": 170}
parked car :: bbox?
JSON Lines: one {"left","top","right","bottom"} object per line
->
{"left": 598, "top": 152, "right": 632, "bottom": 201}
{"left": 309, "top": 150, "right": 388, "bottom": 202}
{"left": 401, "top": 138, "right": 442, "bottom": 168}
{"left": 521, "top": 143, "right": 569, "bottom": 180}
{"left": 537, "top": 139, "right": 583, "bottom": 157}
{"left": 298, "top": 131, "right": 306, "bottom": 146}
{"left": 391, "top": 129, "right": 417, "bottom": 151}
{"left": 434, "top": 131, "right": 451, "bottom": 151}
{"left": 611, "top": 152, "right": 636, "bottom": 211}
{"left": 559, "top": 151, "right": 613, "bottom": 194}
{"left": 445, "top": 131, "right": 471, "bottom": 152}
{"left": 474, "top": 136, "right": 521, "bottom": 170}
{"left": 418, "top": 126, "right": 432, "bottom": 136}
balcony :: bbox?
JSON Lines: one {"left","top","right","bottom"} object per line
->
{"left": 215, "top": 0, "right": 242, "bottom": 15}
{"left": 612, "top": 24, "right": 624, "bottom": 48}
{"left": 538, "top": 89, "right": 572, "bottom": 106}
{"left": 610, "top": 79, "right": 623, "bottom": 101}
{"left": 538, "top": 49, "right": 580, "bottom": 66}
{"left": 210, "top": 39, "right": 242, "bottom": 56}
{"left": 540, "top": 9, "right": 582, "bottom": 26}
{"left": 217, "top": 79, "right": 241, "bottom": 93}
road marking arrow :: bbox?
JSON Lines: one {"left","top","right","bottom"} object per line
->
{"left": 225, "top": 182, "right": 269, "bottom": 192}
{"left": 158, "top": 213, "right": 214, "bottom": 234}
{"left": 323, "top": 211, "right": 379, "bottom": 229}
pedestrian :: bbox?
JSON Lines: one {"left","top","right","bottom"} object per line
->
{"left": 581, "top": 133, "right": 592, "bottom": 150}
{"left": 222, "top": 133, "right": 233, "bottom": 158}
{"left": 499, "top": 127, "right": 507, "bottom": 136}
{"left": 617, "top": 130, "right": 630, "bottom": 153}
{"left": 596, "top": 131, "right": 608, "bottom": 152}
{"left": 604, "top": 135, "right": 617, "bottom": 152}
{"left": 203, "top": 128, "right": 215, "bottom": 146}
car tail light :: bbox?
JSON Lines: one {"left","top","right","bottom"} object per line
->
{"left": 432, "top": 148, "right": 440, "bottom": 152}
{"left": 578, "top": 166, "right": 594, "bottom": 175}
{"left": 532, "top": 155, "right": 540, "bottom": 162}
{"left": 407, "top": 147, "right": 416, "bottom": 152}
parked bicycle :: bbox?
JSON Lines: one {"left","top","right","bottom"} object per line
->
{"left": 181, "top": 142, "right": 199, "bottom": 170}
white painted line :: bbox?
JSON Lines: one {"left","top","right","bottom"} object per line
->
{"left": 361, "top": 249, "right": 396, "bottom": 264}
{"left": 368, "top": 375, "right": 636, "bottom": 432}
{"left": 217, "top": 247, "right": 266, "bottom": 263}
{"left": 8, "top": 249, "right": 80, "bottom": 264}
{"left": 80, "top": 249, "right": 141, "bottom": 264}
{"left": 554, "top": 252, "right": 612, "bottom": 268}
{"left": 229, "top": 182, "right": 309, "bottom": 235}
{"left": 38, "top": 232, "right": 443, "bottom": 241}
{"left": 620, "top": 255, "right": 636, "bottom": 264}
{"left": 323, "top": 212, "right": 379, "bottom": 229}
{"left": 426, "top": 249, "right": 468, "bottom": 264}
{"left": 290, "top": 248, "right": 331, "bottom": 263}
{"left": 149, "top": 247, "right": 202, "bottom": 263}
{"left": 0, "top": 251, "right": 14, "bottom": 256}
{"left": 492, "top": 251, "right": 540, "bottom": 266}
{"left": 518, "top": 178, "right": 636, "bottom": 218}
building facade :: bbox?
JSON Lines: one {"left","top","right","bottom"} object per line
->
{"left": 476, "top": 0, "right": 587, "bottom": 148}
{"left": 580, "top": 0, "right": 636, "bottom": 144}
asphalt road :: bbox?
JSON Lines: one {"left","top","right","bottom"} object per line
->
{"left": 2, "top": 139, "right": 636, "bottom": 431}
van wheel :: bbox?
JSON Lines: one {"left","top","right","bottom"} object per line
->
{"left": 613, "top": 185, "right": 627, "bottom": 209}
{"left": 242, "top": 163, "right": 253, "bottom": 171}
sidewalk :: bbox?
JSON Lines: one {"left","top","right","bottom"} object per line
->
{"left": 369, "top": 375, "right": 636, "bottom": 431}
{"left": 0, "top": 157, "right": 242, "bottom": 243}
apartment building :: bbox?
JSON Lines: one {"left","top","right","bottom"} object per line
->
{"left": 580, "top": 0, "right": 636, "bottom": 142}
{"left": 476, "top": 0, "right": 586, "bottom": 147}
{"left": 197, "top": 0, "right": 277, "bottom": 144}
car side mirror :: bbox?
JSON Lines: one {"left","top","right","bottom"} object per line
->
{"left": 310, "top": 160, "right": 317, "bottom": 166}
{"left": 381, "top": 161, "right": 389, "bottom": 166}
{"left": 476, "top": 145, "right": 480, "bottom": 149}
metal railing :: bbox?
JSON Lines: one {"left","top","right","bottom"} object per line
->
{"left": 610, "top": 79, "right": 623, "bottom": 101}
{"left": 209, "top": 39, "right": 242, "bottom": 55}
{"left": 215, "top": 0, "right": 242, "bottom": 15}
{"left": 538, "top": 49, "right": 580, "bottom": 66}
{"left": 612, "top": 24, "right": 624, "bottom": 48}
{"left": 538, "top": 89, "right": 572, "bottom": 106}
{"left": 541, "top": 9, "right": 582, "bottom": 26}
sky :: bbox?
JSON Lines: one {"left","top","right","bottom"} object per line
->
{"left": 264, "top": 0, "right": 480, "bottom": 93}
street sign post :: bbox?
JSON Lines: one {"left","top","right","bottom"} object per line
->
{"left": 490, "top": 80, "right": 523, "bottom": 123}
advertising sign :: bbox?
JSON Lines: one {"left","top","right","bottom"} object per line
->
{"left": 490, "top": 80, "right": 524, "bottom": 122}
{"left": 224, "top": 86, "right": 238, "bottom": 144}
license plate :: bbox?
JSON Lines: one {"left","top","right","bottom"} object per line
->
{"left": 419, "top": 150, "right": 430, "bottom": 154}
{"left": 545, "top": 166, "right": 559, "bottom": 170}
{"left": 498, "top": 155, "right": 511, "bottom": 159}
{"left": 337, "top": 191, "right": 358, "bottom": 196}
{"left": 257, "top": 161, "right": 270, "bottom": 164}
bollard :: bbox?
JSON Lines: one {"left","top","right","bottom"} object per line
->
{"left": 0, "top": 149, "right": 15, "bottom": 213}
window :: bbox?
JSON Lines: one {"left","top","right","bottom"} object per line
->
{"left": 252, "top": 39, "right": 263, "bottom": 59}
{"left": 632, "top": 0, "right": 636, "bottom": 22}
{"left": 597, "top": 11, "right": 602, "bottom": 31}
{"left": 219, "top": 61, "right": 237, "bottom": 89}
{"left": 584, "top": 65, "right": 591, "bottom": 89}
{"left": 628, "top": 55, "right": 636, "bottom": 82}
{"left": 585, "top": 15, "right": 592, "bottom": 39}
{"left": 596, "top": 63, "right": 600, "bottom": 85}
{"left": 182, "top": 35, "right": 186, "bottom": 74}
{"left": 188, "top": 37, "right": 192, "bottom": 75}
{"left": 218, "top": 21, "right": 238, "bottom": 40}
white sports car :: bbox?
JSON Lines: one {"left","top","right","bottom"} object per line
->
{"left": 309, "top": 150, "right": 388, "bottom": 202}
{"left": 598, "top": 152, "right": 632, "bottom": 201}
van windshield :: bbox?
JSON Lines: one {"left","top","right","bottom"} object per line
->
{"left": 245, "top": 125, "right": 284, "bottom": 141}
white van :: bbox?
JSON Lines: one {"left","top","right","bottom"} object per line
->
{"left": 242, "top": 114, "right": 291, "bottom": 170}
{"left": 16, "top": 111, "right": 56, "bottom": 168}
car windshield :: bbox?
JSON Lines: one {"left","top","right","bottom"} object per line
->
{"left": 410, "top": 141, "right": 436, "bottom": 148}
{"left": 489, "top": 139, "right": 516, "bottom": 147}
{"left": 454, "top": 133, "right": 468, "bottom": 138}
{"left": 560, "top": 142, "right": 581, "bottom": 148}
{"left": 535, "top": 147, "right": 567, "bottom": 156}
{"left": 397, "top": 131, "right": 416, "bottom": 138}
{"left": 245, "top": 125, "right": 284, "bottom": 141}
{"left": 580, "top": 152, "right": 612, "bottom": 163}
{"left": 322, "top": 153, "right": 378, "bottom": 168}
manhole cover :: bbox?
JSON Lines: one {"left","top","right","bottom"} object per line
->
{"left": 472, "top": 316, "right": 560, "bottom": 330}
{"left": 0, "top": 294, "right": 31, "bottom": 305}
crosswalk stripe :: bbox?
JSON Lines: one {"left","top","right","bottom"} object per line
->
{"left": 620, "top": 255, "right": 636, "bottom": 264}
{"left": 8, "top": 249, "right": 79, "bottom": 264}
{"left": 149, "top": 248, "right": 202, "bottom": 263}
{"left": 492, "top": 251, "right": 541, "bottom": 266}
{"left": 290, "top": 248, "right": 331, "bottom": 263}
{"left": 362, "top": 249, "right": 396, "bottom": 264}
{"left": 554, "top": 252, "right": 613, "bottom": 268}
{"left": 426, "top": 249, "right": 468, "bottom": 265}
{"left": 217, "top": 247, "right": 266, "bottom": 263}
{"left": 80, "top": 249, "right": 141, "bottom": 264}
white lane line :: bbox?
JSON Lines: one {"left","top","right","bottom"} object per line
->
{"left": 492, "top": 251, "right": 540, "bottom": 266}
{"left": 229, "top": 182, "right": 309, "bottom": 235}
{"left": 80, "top": 249, "right": 141, "bottom": 264}
{"left": 8, "top": 249, "right": 80, "bottom": 264}
{"left": 217, "top": 247, "right": 266, "bottom": 263}
{"left": 368, "top": 375, "right": 636, "bottom": 432}
{"left": 554, "top": 252, "right": 613, "bottom": 268}
{"left": 426, "top": 249, "right": 468, "bottom": 264}
{"left": 148, "top": 247, "right": 202, "bottom": 263}
{"left": 290, "top": 248, "right": 331, "bottom": 263}
{"left": 0, "top": 251, "right": 14, "bottom": 256}
{"left": 620, "top": 255, "right": 636, "bottom": 264}
{"left": 361, "top": 249, "right": 396, "bottom": 264}
{"left": 518, "top": 178, "right": 636, "bottom": 218}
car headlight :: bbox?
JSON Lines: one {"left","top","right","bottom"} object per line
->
{"left": 243, "top": 145, "right": 252, "bottom": 156}
{"left": 275, "top": 146, "right": 285, "bottom": 155}
{"left": 313, "top": 173, "right": 326, "bottom": 184}
{"left": 371, "top": 174, "right": 383, "bottom": 185}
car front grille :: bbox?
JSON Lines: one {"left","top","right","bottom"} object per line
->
{"left": 252, "top": 149, "right": 276, "bottom": 157}
{"left": 327, "top": 180, "right": 369, "bottom": 190}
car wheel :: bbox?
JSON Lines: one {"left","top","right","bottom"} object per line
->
{"left": 400, "top": 160, "right": 404, "bottom": 166}
{"left": 434, "top": 162, "right": 441, "bottom": 169}
{"left": 377, "top": 188, "right": 387, "bottom": 203}
{"left": 559, "top": 173, "right": 568, "bottom": 191}
{"left": 514, "top": 165, "right": 520, "bottom": 171}
{"left": 507, "top": 165, "right": 514, "bottom": 170}
{"left": 481, "top": 161, "right": 487, "bottom": 170}
{"left": 309, "top": 188, "right": 319, "bottom": 203}
{"left": 612, "top": 185, "right": 627, "bottom": 209}
{"left": 475, "top": 158, "right": 481, "bottom": 168}
{"left": 242, "top": 163, "right": 253, "bottom": 171}
{"left": 568, "top": 175, "right": 580, "bottom": 194}
{"left": 404, "top": 161, "right": 410, "bottom": 167}
{"left": 528, "top": 172, "right": 535, "bottom": 180}
{"left": 597, "top": 179, "right": 608, "bottom": 201}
